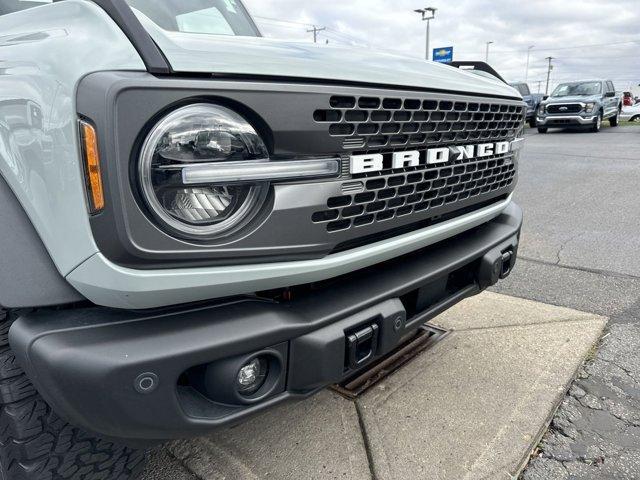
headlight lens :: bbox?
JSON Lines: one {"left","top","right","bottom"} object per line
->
{"left": 538, "top": 104, "right": 547, "bottom": 114}
{"left": 139, "top": 104, "right": 268, "bottom": 238}
{"left": 585, "top": 102, "right": 596, "bottom": 113}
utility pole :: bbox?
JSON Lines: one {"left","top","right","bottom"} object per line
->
{"left": 414, "top": 7, "right": 437, "bottom": 60}
{"left": 525, "top": 45, "right": 534, "bottom": 82}
{"left": 545, "top": 57, "right": 554, "bottom": 95}
{"left": 485, "top": 41, "right": 494, "bottom": 63}
{"left": 306, "top": 25, "right": 326, "bottom": 43}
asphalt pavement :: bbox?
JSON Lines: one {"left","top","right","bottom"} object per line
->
{"left": 492, "top": 124, "right": 640, "bottom": 479}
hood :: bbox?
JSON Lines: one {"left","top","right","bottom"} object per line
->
{"left": 544, "top": 95, "right": 600, "bottom": 104}
{"left": 145, "top": 29, "right": 520, "bottom": 99}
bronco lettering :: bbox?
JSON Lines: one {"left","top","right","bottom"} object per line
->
{"left": 350, "top": 141, "right": 511, "bottom": 174}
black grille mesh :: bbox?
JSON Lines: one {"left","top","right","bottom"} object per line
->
{"left": 311, "top": 93, "right": 523, "bottom": 235}
{"left": 312, "top": 149, "right": 516, "bottom": 233}
{"left": 547, "top": 104, "right": 583, "bottom": 114}
{"left": 314, "top": 95, "right": 526, "bottom": 150}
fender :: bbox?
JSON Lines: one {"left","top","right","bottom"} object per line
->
{"left": 0, "top": 173, "right": 84, "bottom": 308}
{"left": 0, "top": 0, "right": 145, "bottom": 286}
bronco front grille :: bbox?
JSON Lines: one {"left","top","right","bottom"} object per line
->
{"left": 314, "top": 96, "right": 525, "bottom": 150}
{"left": 547, "top": 104, "right": 582, "bottom": 114}
{"left": 312, "top": 149, "right": 516, "bottom": 233}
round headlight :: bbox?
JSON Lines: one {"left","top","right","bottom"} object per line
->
{"left": 138, "top": 104, "right": 268, "bottom": 238}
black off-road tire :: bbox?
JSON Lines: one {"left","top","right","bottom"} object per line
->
{"left": 591, "top": 113, "right": 602, "bottom": 133}
{"left": 528, "top": 118, "right": 537, "bottom": 128}
{"left": 0, "top": 309, "right": 147, "bottom": 480}
{"left": 537, "top": 127, "right": 548, "bottom": 134}
{"left": 609, "top": 107, "right": 620, "bottom": 127}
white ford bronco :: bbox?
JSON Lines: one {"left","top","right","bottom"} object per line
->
{"left": 0, "top": 1, "right": 525, "bottom": 478}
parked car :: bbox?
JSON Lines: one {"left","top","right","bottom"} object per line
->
{"left": 536, "top": 79, "right": 622, "bottom": 133}
{"left": 621, "top": 103, "right": 640, "bottom": 122}
{"left": 0, "top": 1, "right": 526, "bottom": 478}
{"left": 509, "top": 82, "right": 544, "bottom": 128}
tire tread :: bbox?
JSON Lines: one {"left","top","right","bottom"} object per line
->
{"left": 0, "top": 310, "right": 146, "bottom": 480}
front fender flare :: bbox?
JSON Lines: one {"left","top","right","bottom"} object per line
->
{"left": 0, "top": 173, "right": 84, "bottom": 308}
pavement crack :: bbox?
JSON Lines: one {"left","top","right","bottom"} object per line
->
{"left": 554, "top": 233, "right": 584, "bottom": 266}
{"left": 598, "top": 357, "right": 639, "bottom": 383}
{"left": 163, "top": 447, "right": 204, "bottom": 480}
{"left": 575, "top": 395, "right": 603, "bottom": 411}
{"left": 355, "top": 402, "right": 378, "bottom": 480}
{"left": 527, "top": 150, "right": 640, "bottom": 161}
{"left": 453, "top": 317, "right": 603, "bottom": 333}
{"left": 516, "top": 256, "right": 640, "bottom": 281}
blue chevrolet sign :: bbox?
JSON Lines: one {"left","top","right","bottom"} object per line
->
{"left": 433, "top": 47, "right": 453, "bottom": 63}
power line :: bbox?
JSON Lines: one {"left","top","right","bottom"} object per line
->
{"left": 324, "top": 27, "right": 369, "bottom": 45}
{"left": 254, "top": 15, "right": 369, "bottom": 45}
{"left": 550, "top": 53, "right": 640, "bottom": 60}
{"left": 457, "top": 40, "right": 640, "bottom": 56}
{"left": 322, "top": 31, "right": 360, "bottom": 45}
{"left": 532, "top": 40, "right": 640, "bottom": 52}
{"left": 255, "top": 19, "right": 307, "bottom": 30}
{"left": 254, "top": 15, "right": 313, "bottom": 27}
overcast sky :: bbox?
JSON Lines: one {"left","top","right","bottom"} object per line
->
{"left": 243, "top": 0, "right": 640, "bottom": 93}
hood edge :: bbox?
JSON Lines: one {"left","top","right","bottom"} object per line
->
{"left": 161, "top": 70, "right": 523, "bottom": 102}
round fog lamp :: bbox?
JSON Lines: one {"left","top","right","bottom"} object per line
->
{"left": 237, "top": 357, "right": 268, "bottom": 396}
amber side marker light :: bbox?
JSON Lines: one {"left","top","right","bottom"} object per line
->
{"left": 79, "top": 120, "right": 105, "bottom": 213}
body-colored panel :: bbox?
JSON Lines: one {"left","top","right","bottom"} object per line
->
{"left": 137, "top": 19, "right": 519, "bottom": 100}
{"left": 0, "top": 0, "right": 145, "bottom": 275}
{"left": 67, "top": 196, "right": 516, "bottom": 309}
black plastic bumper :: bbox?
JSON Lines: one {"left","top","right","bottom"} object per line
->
{"left": 538, "top": 116, "right": 595, "bottom": 128}
{"left": 10, "top": 202, "right": 522, "bottom": 442}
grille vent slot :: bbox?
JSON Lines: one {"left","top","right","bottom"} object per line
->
{"left": 314, "top": 96, "right": 525, "bottom": 149}
{"left": 312, "top": 151, "right": 516, "bottom": 233}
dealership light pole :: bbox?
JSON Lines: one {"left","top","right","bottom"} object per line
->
{"left": 545, "top": 56, "right": 555, "bottom": 95}
{"left": 525, "top": 45, "right": 535, "bottom": 82}
{"left": 485, "top": 41, "right": 494, "bottom": 63}
{"left": 414, "top": 7, "right": 437, "bottom": 60}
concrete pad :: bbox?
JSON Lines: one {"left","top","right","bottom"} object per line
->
{"left": 357, "top": 293, "right": 607, "bottom": 480}
{"left": 433, "top": 291, "right": 598, "bottom": 331}
{"left": 149, "top": 390, "right": 370, "bottom": 480}
{"left": 143, "top": 293, "right": 606, "bottom": 480}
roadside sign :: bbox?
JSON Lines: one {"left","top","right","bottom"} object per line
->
{"left": 433, "top": 47, "right": 453, "bottom": 63}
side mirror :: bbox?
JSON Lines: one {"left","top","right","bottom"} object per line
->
{"left": 605, "top": 91, "right": 616, "bottom": 98}
{"left": 543, "top": 95, "right": 549, "bottom": 101}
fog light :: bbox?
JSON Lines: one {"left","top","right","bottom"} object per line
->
{"left": 237, "top": 357, "right": 268, "bottom": 396}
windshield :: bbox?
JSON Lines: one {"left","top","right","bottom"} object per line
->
{"left": 551, "top": 82, "right": 602, "bottom": 97}
{"left": 125, "top": 0, "right": 259, "bottom": 36}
